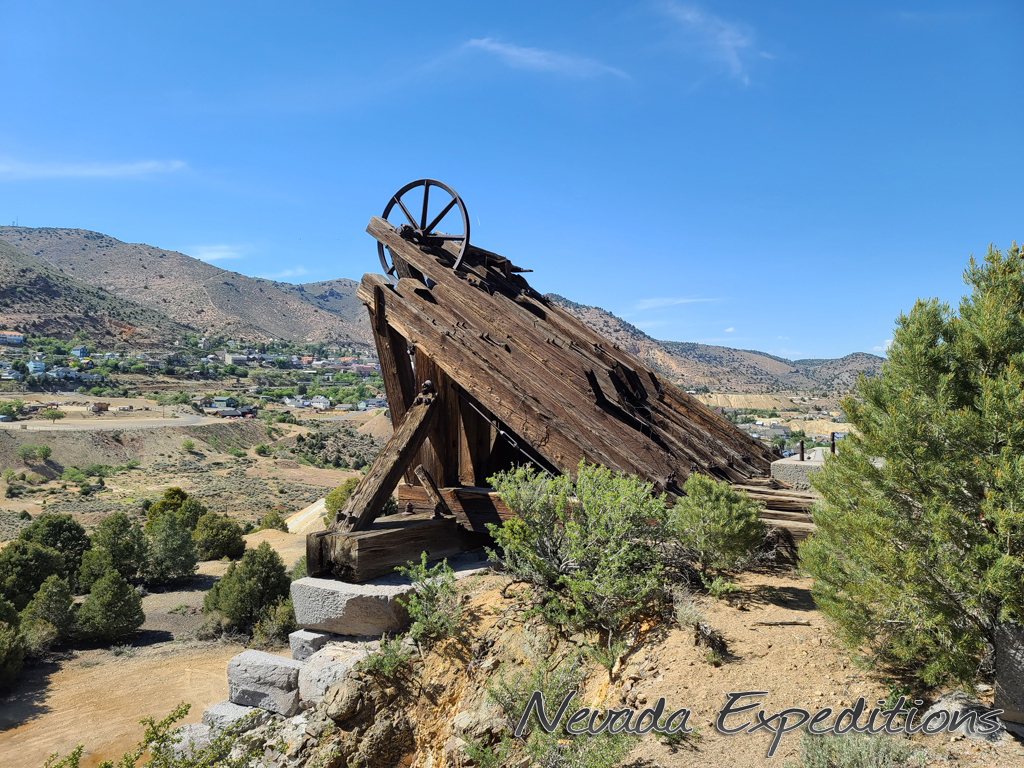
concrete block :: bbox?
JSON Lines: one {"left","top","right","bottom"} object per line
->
{"left": 291, "top": 577, "right": 412, "bottom": 636}
{"left": 227, "top": 649, "right": 304, "bottom": 716}
{"left": 770, "top": 456, "right": 824, "bottom": 490}
{"left": 171, "top": 723, "right": 211, "bottom": 758}
{"left": 202, "top": 699, "right": 270, "bottom": 732}
{"left": 299, "top": 644, "right": 369, "bottom": 705}
{"left": 289, "top": 629, "right": 336, "bottom": 661}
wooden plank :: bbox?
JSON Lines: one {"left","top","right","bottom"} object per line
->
{"left": 413, "top": 347, "right": 445, "bottom": 486}
{"left": 334, "top": 395, "right": 438, "bottom": 532}
{"left": 457, "top": 388, "right": 491, "bottom": 486}
{"left": 306, "top": 529, "right": 332, "bottom": 578}
{"left": 325, "top": 516, "right": 464, "bottom": 582}
{"left": 369, "top": 286, "right": 414, "bottom": 425}
{"left": 413, "top": 464, "right": 453, "bottom": 518}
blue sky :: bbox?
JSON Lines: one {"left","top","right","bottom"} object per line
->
{"left": 1, "top": 1, "right": 1021, "bottom": 359}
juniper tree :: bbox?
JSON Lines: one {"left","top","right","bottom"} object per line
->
{"left": 801, "top": 242, "right": 1024, "bottom": 694}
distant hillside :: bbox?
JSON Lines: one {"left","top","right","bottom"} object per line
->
{"left": 0, "top": 239, "right": 189, "bottom": 344}
{"left": 0, "top": 227, "right": 371, "bottom": 347}
{"left": 545, "top": 293, "right": 883, "bottom": 392}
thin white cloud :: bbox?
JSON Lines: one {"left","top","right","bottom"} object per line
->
{"left": 724, "top": 327, "right": 735, "bottom": 332}
{"left": 259, "top": 266, "right": 310, "bottom": 280}
{"left": 464, "top": 38, "right": 628, "bottom": 79}
{"left": 0, "top": 158, "right": 186, "bottom": 180}
{"left": 872, "top": 339, "right": 893, "bottom": 353}
{"left": 192, "top": 245, "right": 244, "bottom": 262}
{"left": 661, "top": 3, "right": 757, "bottom": 84}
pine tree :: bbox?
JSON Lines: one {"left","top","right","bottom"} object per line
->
{"left": 91, "top": 512, "right": 148, "bottom": 582}
{"left": 77, "top": 570, "right": 145, "bottom": 642}
{"left": 21, "top": 574, "right": 75, "bottom": 642}
{"left": 801, "top": 242, "right": 1024, "bottom": 687}
{"left": 193, "top": 513, "right": 245, "bottom": 561}
{"left": 18, "top": 514, "right": 90, "bottom": 591}
{"left": 0, "top": 540, "right": 63, "bottom": 610}
{"left": 145, "top": 513, "right": 198, "bottom": 585}
{"left": 204, "top": 542, "right": 290, "bottom": 631}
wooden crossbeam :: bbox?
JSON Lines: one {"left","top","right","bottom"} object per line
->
{"left": 330, "top": 394, "right": 439, "bottom": 533}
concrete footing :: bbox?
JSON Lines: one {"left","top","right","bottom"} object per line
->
{"left": 227, "top": 650, "right": 305, "bottom": 716}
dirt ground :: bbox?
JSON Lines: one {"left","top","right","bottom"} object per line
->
{"left": 407, "top": 568, "right": 1024, "bottom": 768}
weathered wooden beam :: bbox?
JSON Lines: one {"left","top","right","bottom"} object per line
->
{"left": 334, "top": 394, "right": 438, "bottom": 532}
{"left": 413, "top": 464, "right": 453, "bottom": 518}
{"left": 368, "top": 285, "right": 415, "bottom": 426}
{"left": 325, "top": 515, "right": 464, "bottom": 583}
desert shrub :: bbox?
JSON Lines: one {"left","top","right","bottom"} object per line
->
{"left": 146, "top": 486, "right": 190, "bottom": 530}
{"left": 16, "top": 445, "right": 38, "bottom": 464}
{"left": 289, "top": 555, "right": 307, "bottom": 581}
{"left": 251, "top": 597, "right": 297, "bottom": 648}
{"left": 195, "top": 610, "right": 234, "bottom": 640}
{"left": 664, "top": 473, "right": 765, "bottom": 577}
{"left": 486, "top": 652, "right": 636, "bottom": 767}
{"left": 193, "top": 513, "right": 245, "bottom": 560}
{"left": 786, "top": 731, "right": 925, "bottom": 768}
{"left": 77, "top": 569, "right": 145, "bottom": 642}
{"left": 2, "top": 468, "right": 15, "bottom": 483}
{"left": 21, "top": 575, "right": 75, "bottom": 646}
{"left": 395, "top": 553, "right": 463, "bottom": 648}
{"left": 203, "top": 541, "right": 290, "bottom": 632}
{"left": 0, "top": 620, "right": 24, "bottom": 692}
{"left": 254, "top": 443, "right": 271, "bottom": 457}
{"left": 488, "top": 462, "right": 667, "bottom": 632}
{"left": 89, "top": 512, "right": 148, "bottom": 583}
{"left": 227, "top": 447, "right": 246, "bottom": 458}
{"left": 23, "top": 619, "right": 59, "bottom": 657}
{"left": 181, "top": 439, "right": 195, "bottom": 452}
{"left": 0, "top": 540, "right": 63, "bottom": 610}
{"left": 324, "top": 477, "right": 360, "bottom": 518}
{"left": 37, "top": 445, "right": 52, "bottom": 461}
{"left": 144, "top": 513, "right": 198, "bottom": 585}
{"left": 801, "top": 242, "right": 1024, "bottom": 685}
{"left": 19, "top": 513, "right": 91, "bottom": 589}
{"left": 356, "top": 635, "right": 413, "bottom": 681}
{"left": 257, "top": 510, "right": 289, "bottom": 533}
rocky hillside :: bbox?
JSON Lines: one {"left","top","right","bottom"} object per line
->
{"left": 0, "top": 227, "right": 370, "bottom": 347}
{"left": 546, "top": 293, "right": 883, "bottom": 392}
{"left": 0, "top": 239, "right": 189, "bottom": 344}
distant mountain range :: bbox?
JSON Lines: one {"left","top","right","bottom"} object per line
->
{"left": 0, "top": 226, "right": 883, "bottom": 391}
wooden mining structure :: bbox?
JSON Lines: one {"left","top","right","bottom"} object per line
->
{"left": 307, "top": 216, "right": 815, "bottom": 583}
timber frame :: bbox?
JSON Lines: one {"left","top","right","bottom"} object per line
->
{"left": 308, "top": 217, "right": 791, "bottom": 581}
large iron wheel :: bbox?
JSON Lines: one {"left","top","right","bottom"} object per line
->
{"left": 378, "top": 179, "right": 470, "bottom": 275}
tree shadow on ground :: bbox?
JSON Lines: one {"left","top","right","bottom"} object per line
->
{"left": 0, "top": 653, "right": 66, "bottom": 729}
{"left": 739, "top": 583, "right": 816, "bottom": 612}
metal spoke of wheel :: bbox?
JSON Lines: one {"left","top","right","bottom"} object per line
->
{"left": 395, "top": 196, "right": 417, "bottom": 228}
{"left": 420, "top": 182, "right": 430, "bottom": 230}
{"left": 424, "top": 197, "right": 458, "bottom": 235}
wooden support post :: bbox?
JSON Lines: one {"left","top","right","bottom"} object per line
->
{"left": 458, "top": 390, "right": 492, "bottom": 486}
{"left": 369, "top": 284, "right": 415, "bottom": 426}
{"left": 413, "top": 464, "right": 453, "bottom": 518}
{"left": 333, "top": 394, "right": 439, "bottom": 533}
{"left": 413, "top": 348, "right": 459, "bottom": 486}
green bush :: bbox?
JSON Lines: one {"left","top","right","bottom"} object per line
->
{"left": 251, "top": 597, "right": 297, "bottom": 648}
{"left": 193, "top": 513, "right": 245, "bottom": 560}
{"left": 257, "top": 510, "right": 289, "bottom": 533}
{"left": 144, "top": 513, "right": 198, "bottom": 585}
{"left": 18, "top": 513, "right": 91, "bottom": 589}
{"left": 181, "top": 439, "right": 195, "bottom": 452}
{"left": 21, "top": 575, "right": 75, "bottom": 645}
{"left": 0, "top": 620, "right": 25, "bottom": 692}
{"left": 664, "top": 473, "right": 765, "bottom": 576}
{"left": 289, "top": 555, "right": 307, "bottom": 581}
{"left": 324, "top": 477, "right": 360, "bottom": 517}
{"left": 16, "top": 445, "right": 38, "bottom": 464}
{"left": 488, "top": 462, "right": 667, "bottom": 632}
{"left": 203, "top": 541, "right": 290, "bottom": 632}
{"left": 0, "top": 540, "right": 63, "bottom": 610}
{"left": 78, "top": 549, "right": 114, "bottom": 593}
{"left": 77, "top": 569, "right": 145, "bottom": 642}
{"left": 786, "top": 732, "right": 925, "bottom": 768}
{"left": 801, "top": 242, "right": 1024, "bottom": 685}
{"left": 356, "top": 635, "right": 413, "bottom": 681}
{"left": 395, "top": 553, "right": 463, "bottom": 649}
{"left": 254, "top": 443, "right": 271, "bottom": 457}
{"left": 37, "top": 445, "right": 53, "bottom": 461}
{"left": 89, "top": 512, "right": 148, "bottom": 583}
{"left": 176, "top": 497, "right": 208, "bottom": 530}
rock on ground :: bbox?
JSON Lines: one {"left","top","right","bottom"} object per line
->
{"left": 170, "top": 723, "right": 211, "bottom": 758}
{"left": 291, "top": 577, "right": 412, "bottom": 636}
{"left": 298, "top": 643, "right": 370, "bottom": 706}
{"left": 201, "top": 699, "right": 271, "bottom": 732}
{"left": 289, "top": 628, "right": 335, "bottom": 661}
{"left": 227, "top": 649, "right": 304, "bottom": 717}
{"left": 922, "top": 690, "right": 1005, "bottom": 741}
